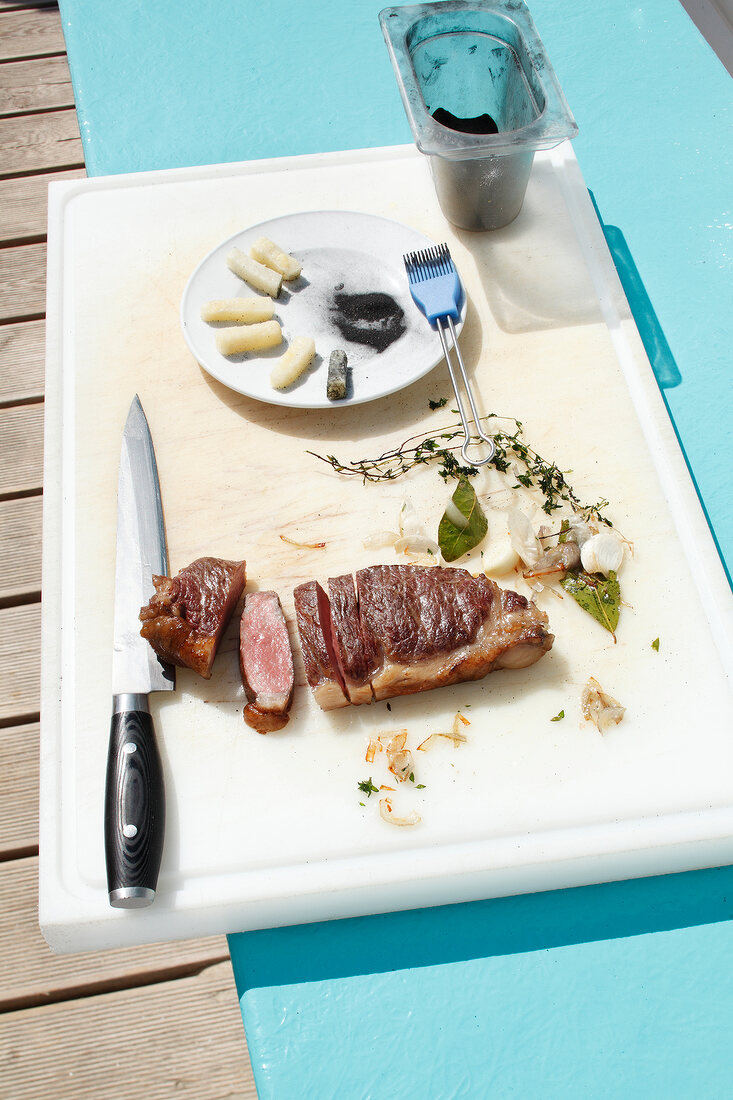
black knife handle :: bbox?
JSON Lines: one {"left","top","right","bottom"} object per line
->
{"left": 104, "top": 697, "right": 165, "bottom": 908}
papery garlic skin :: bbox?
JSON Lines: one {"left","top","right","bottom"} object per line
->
{"left": 399, "top": 498, "right": 423, "bottom": 539}
{"left": 580, "top": 530, "right": 627, "bottom": 577}
{"left": 565, "top": 515, "right": 593, "bottom": 549}
{"left": 363, "top": 530, "right": 399, "bottom": 550}
{"left": 507, "top": 506, "right": 542, "bottom": 568}
{"left": 581, "top": 676, "right": 625, "bottom": 733}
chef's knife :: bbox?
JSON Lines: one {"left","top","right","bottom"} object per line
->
{"left": 105, "top": 395, "right": 174, "bottom": 908}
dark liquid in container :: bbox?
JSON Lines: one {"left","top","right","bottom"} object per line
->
{"left": 431, "top": 107, "right": 499, "bottom": 135}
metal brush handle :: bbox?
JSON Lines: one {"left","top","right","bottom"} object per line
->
{"left": 436, "top": 317, "right": 495, "bottom": 467}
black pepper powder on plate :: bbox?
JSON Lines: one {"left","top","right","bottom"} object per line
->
{"left": 331, "top": 290, "right": 406, "bottom": 353}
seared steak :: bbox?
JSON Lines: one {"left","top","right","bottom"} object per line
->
{"left": 239, "top": 591, "right": 294, "bottom": 733}
{"left": 296, "top": 564, "right": 553, "bottom": 709}
{"left": 356, "top": 565, "right": 553, "bottom": 701}
{"left": 139, "top": 556, "right": 246, "bottom": 679}
{"left": 327, "top": 573, "right": 378, "bottom": 705}
{"left": 293, "top": 580, "right": 349, "bottom": 710}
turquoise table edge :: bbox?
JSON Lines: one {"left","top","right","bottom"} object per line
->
{"left": 56, "top": 0, "right": 733, "bottom": 1095}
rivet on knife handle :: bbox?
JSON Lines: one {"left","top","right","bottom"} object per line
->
{"left": 105, "top": 694, "right": 165, "bottom": 907}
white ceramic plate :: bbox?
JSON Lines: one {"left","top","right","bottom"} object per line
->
{"left": 180, "top": 210, "right": 464, "bottom": 408}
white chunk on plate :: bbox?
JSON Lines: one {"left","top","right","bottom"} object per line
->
{"left": 200, "top": 297, "right": 275, "bottom": 323}
{"left": 250, "top": 236, "right": 302, "bottom": 281}
{"left": 215, "top": 320, "right": 282, "bottom": 356}
{"left": 270, "top": 336, "right": 316, "bottom": 389}
{"left": 226, "top": 247, "right": 283, "bottom": 297}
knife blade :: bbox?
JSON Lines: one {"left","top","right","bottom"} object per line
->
{"left": 105, "top": 395, "right": 174, "bottom": 908}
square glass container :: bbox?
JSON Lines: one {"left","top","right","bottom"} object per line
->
{"left": 380, "top": 0, "right": 578, "bottom": 229}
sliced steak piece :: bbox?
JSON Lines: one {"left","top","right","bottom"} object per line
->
{"left": 355, "top": 564, "right": 553, "bottom": 702}
{"left": 293, "top": 580, "right": 349, "bottom": 710}
{"left": 139, "top": 557, "right": 246, "bottom": 679}
{"left": 239, "top": 591, "right": 294, "bottom": 733}
{"left": 327, "top": 573, "right": 378, "bottom": 705}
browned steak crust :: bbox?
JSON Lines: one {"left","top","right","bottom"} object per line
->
{"left": 356, "top": 564, "right": 495, "bottom": 662}
{"left": 355, "top": 564, "right": 553, "bottom": 702}
{"left": 139, "top": 557, "right": 246, "bottom": 679}
{"left": 327, "top": 573, "right": 378, "bottom": 705}
{"left": 293, "top": 580, "right": 349, "bottom": 710}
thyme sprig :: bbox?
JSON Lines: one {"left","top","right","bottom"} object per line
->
{"left": 308, "top": 414, "right": 612, "bottom": 523}
{"left": 308, "top": 421, "right": 479, "bottom": 483}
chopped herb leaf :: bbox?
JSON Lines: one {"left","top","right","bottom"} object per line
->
{"left": 651, "top": 637, "right": 660, "bottom": 651}
{"left": 357, "top": 778, "right": 380, "bottom": 798}
{"left": 409, "top": 772, "right": 415, "bottom": 783}
{"left": 551, "top": 710, "right": 565, "bottom": 722}
{"left": 416, "top": 784, "right": 426, "bottom": 790}
{"left": 429, "top": 397, "right": 448, "bottom": 410}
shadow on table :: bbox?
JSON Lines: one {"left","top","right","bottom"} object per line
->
{"left": 229, "top": 863, "right": 733, "bottom": 993}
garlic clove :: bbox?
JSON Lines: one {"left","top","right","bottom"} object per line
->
{"left": 580, "top": 530, "right": 627, "bottom": 577}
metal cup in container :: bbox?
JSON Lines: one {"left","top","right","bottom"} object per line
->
{"left": 380, "top": 0, "right": 578, "bottom": 230}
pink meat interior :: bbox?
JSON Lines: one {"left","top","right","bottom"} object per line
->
{"left": 242, "top": 593, "right": 292, "bottom": 694}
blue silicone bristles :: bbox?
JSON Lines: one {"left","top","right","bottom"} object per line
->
{"left": 402, "top": 242, "right": 496, "bottom": 466}
{"left": 404, "top": 244, "right": 464, "bottom": 327}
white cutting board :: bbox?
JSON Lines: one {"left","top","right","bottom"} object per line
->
{"left": 40, "top": 144, "right": 733, "bottom": 953}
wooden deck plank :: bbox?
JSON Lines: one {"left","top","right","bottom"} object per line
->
{"left": 0, "top": 319, "right": 46, "bottom": 402}
{"left": 0, "top": 54, "right": 74, "bottom": 114}
{"left": 0, "top": 241, "right": 46, "bottom": 319}
{"left": 0, "top": 858, "right": 233, "bottom": 1011}
{"left": 0, "top": 497, "right": 42, "bottom": 601}
{"left": 0, "top": 404, "right": 44, "bottom": 493}
{"left": 0, "top": 602, "right": 40, "bottom": 721}
{"left": 0, "top": 960, "right": 256, "bottom": 1099}
{"left": 0, "top": 108, "right": 83, "bottom": 177}
{"left": 0, "top": 7, "right": 66, "bottom": 62}
{"left": 0, "top": 169, "right": 85, "bottom": 245}
{"left": 0, "top": 722, "right": 38, "bottom": 855}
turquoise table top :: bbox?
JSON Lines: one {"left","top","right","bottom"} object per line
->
{"left": 58, "top": 0, "right": 733, "bottom": 1095}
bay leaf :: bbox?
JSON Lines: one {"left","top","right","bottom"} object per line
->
{"left": 560, "top": 568, "right": 620, "bottom": 636}
{"left": 438, "top": 477, "right": 488, "bottom": 562}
